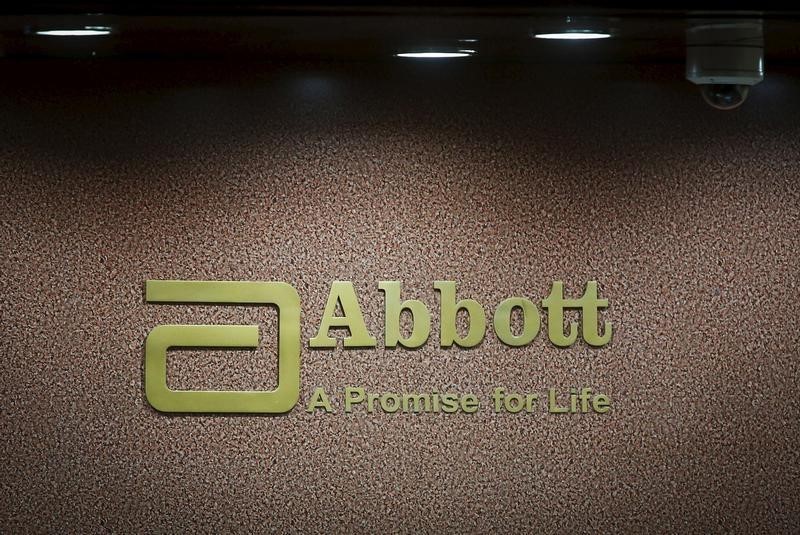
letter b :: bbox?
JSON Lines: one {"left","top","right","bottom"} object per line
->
{"left": 434, "top": 281, "right": 486, "bottom": 348}
{"left": 378, "top": 281, "right": 431, "bottom": 348}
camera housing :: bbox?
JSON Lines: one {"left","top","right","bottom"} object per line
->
{"left": 686, "top": 20, "right": 764, "bottom": 110}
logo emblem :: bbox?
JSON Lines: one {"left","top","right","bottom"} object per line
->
{"left": 144, "top": 280, "right": 301, "bottom": 413}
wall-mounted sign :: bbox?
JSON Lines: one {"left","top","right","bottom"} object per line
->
{"left": 145, "top": 280, "right": 613, "bottom": 414}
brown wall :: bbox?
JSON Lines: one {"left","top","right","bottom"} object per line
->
{"left": 1, "top": 59, "right": 799, "bottom": 532}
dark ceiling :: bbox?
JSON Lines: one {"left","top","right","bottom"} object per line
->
{"left": 0, "top": 2, "right": 798, "bottom": 63}
{"left": 3, "top": 1, "right": 800, "bottom": 15}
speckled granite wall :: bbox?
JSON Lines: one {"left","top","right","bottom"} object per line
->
{"left": 1, "top": 59, "right": 799, "bottom": 533}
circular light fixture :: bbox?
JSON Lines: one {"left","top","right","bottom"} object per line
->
{"left": 395, "top": 50, "right": 475, "bottom": 59}
{"left": 534, "top": 31, "right": 611, "bottom": 40}
{"left": 35, "top": 26, "right": 112, "bottom": 37}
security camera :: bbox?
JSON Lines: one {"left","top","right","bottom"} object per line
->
{"left": 686, "top": 20, "right": 764, "bottom": 110}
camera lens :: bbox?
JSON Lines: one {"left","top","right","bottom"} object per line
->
{"left": 700, "top": 84, "right": 750, "bottom": 110}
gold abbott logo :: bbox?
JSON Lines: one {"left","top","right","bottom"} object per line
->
{"left": 145, "top": 279, "right": 612, "bottom": 415}
{"left": 144, "top": 280, "right": 301, "bottom": 414}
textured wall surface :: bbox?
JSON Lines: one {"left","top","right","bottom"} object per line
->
{"left": 1, "top": 59, "right": 799, "bottom": 533}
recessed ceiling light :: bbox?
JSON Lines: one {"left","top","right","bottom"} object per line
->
{"left": 534, "top": 32, "right": 611, "bottom": 40}
{"left": 35, "top": 27, "right": 112, "bottom": 37}
{"left": 395, "top": 50, "right": 475, "bottom": 59}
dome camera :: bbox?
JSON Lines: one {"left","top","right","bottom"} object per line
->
{"left": 686, "top": 20, "right": 764, "bottom": 111}
{"left": 699, "top": 84, "right": 750, "bottom": 110}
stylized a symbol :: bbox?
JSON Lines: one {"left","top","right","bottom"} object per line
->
{"left": 144, "top": 280, "right": 301, "bottom": 413}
